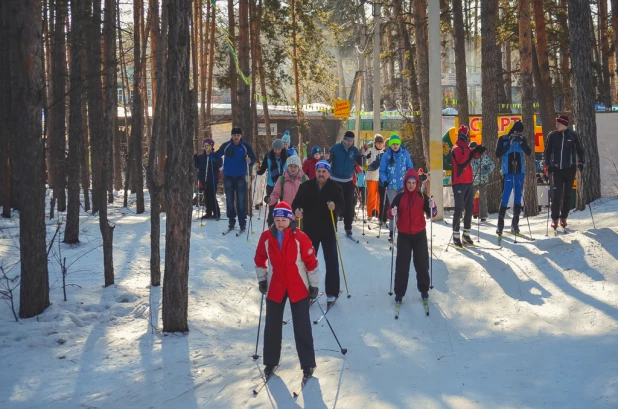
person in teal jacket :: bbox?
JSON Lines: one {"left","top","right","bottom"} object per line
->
{"left": 379, "top": 134, "right": 414, "bottom": 240}
{"left": 470, "top": 141, "right": 495, "bottom": 222}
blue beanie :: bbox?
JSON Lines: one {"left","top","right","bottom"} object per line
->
{"left": 282, "top": 131, "right": 291, "bottom": 144}
{"left": 311, "top": 145, "right": 322, "bottom": 156}
{"left": 315, "top": 160, "right": 331, "bottom": 173}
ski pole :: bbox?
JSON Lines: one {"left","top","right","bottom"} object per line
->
{"left": 589, "top": 203, "right": 596, "bottom": 229}
{"left": 516, "top": 174, "right": 533, "bottom": 240}
{"left": 253, "top": 293, "right": 265, "bottom": 360}
{"left": 247, "top": 162, "right": 254, "bottom": 241}
{"left": 476, "top": 185, "right": 480, "bottom": 242}
{"left": 315, "top": 299, "right": 347, "bottom": 355}
{"left": 200, "top": 156, "right": 210, "bottom": 227}
{"left": 330, "top": 209, "right": 351, "bottom": 298}
{"left": 388, "top": 213, "right": 396, "bottom": 296}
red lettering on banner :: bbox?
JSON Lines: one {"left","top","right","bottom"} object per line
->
{"left": 470, "top": 117, "right": 482, "bottom": 133}
{"left": 499, "top": 117, "right": 511, "bottom": 132}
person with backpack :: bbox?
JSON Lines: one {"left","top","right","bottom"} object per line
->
{"left": 495, "top": 121, "right": 532, "bottom": 236}
{"left": 194, "top": 138, "right": 222, "bottom": 219}
{"left": 267, "top": 155, "right": 307, "bottom": 209}
{"left": 282, "top": 131, "right": 298, "bottom": 156}
{"left": 255, "top": 201, "right": 319, "bottom": 380}
{"left": 257, "top": 139, "right": 289, "bottom": 225}
{"left": 302, "top": 145, "right": 323, "bottom": 179}
{"left": 388, "top": 168, "right": 437, "bottom": 305}
{"left": 451, "top": 125, "right": 486, "bottom": 246}
{"left": 379, "top": 134, "right": 414, "bottom": 242}
{"left": 213, "top": 127, "right": 257, "bottom": 233}
{"left": 544, "top": 115, "right": 585, "bottom": 229}
{"left": 469, "top": 141, "right": 495, "bottom": 223}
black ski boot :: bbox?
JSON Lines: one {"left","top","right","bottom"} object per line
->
{"left": 496, "top": 205, "right": 508, "bottom": 235}
{"left": 511, "top": 204, "right": 521, "bottom": 234}
{"left": 462, "top": 230, "right": 474, "bottom": 245}
{"left": 264, "top": 365, "right": 275, "bottom": 378}
{"left": 388, "top": 230, "right": 393, "bottom": 243}
{"left": 452, "top": 232, "right": 463, "bottom": 247}
{"left": 302, "top": 367, "right": 315, "bottom": 379}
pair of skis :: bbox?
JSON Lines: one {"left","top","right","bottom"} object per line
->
{"left": 221, "top": 227, "right": 247, "bottom": 237}
{"left": 395, "top": 298, "right": 429, "bottom": 319}
{"left": 496, "top": 232, "right": 535, "bottom": 246}
{"left": 252, "top": 365, "right": 314, "bottom": 398}
{"left": 282, "top": 292, "right": 324, "bottom": 325}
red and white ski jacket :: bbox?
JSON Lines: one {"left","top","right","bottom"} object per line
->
{"left": 254, "top": 226, "right": 320, "bottom": 303}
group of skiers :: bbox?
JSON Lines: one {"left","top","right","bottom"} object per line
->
{"left": 195, "top": 115, "right": 585, "bottom": 382}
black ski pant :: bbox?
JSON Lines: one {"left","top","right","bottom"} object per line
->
{"left": 263, "top": 294, "right": 316, "bottom": 369}
{"left": 335, "top": 180, "right": 356, "bottom": 232}
{"left": 551, "top": 167, "right": 576, "bottom": 220}
{"left": 452, "top": 183, "right": 474, "bottom": 233}
{"left": 265, "top": 185, "right": 274, "bottom": 226}
{"left": 308, "top": 232, "right": 340, "bottom": 298}
{"left": 395, "top": 230, "right": 430, "bottom": 299}
{"left": 203, "top": 182, "right": 220, "bottom": 218}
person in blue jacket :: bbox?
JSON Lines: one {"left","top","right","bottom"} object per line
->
{"left": 494, "top": 120, "right": 532, "bottom": 236}
{"left": 213, "top": 127, "right": 257, "bottom": 232}
{"left": 379, "top": 134, "right": 414, "bottom": 241}
{"left": 256, "top": 138, "right": 289, "bottom": 225}
{"left": 194, "top": 138, "right": 222, "bottom": 219}
{"left": 282, "top": 131, "right": 297, "bottom": 156}
{"left": 329, "top": 131, "right": 363, "bottom": 237}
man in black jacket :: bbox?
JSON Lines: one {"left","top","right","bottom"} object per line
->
{"left": 292, "top": 160, "right": 345, "bottom": 306}
{"left": 544, "top": 115, "right": 585, "bottom": 229}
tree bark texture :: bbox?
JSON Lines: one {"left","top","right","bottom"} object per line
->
{"left": 0, "top": 0, "right": 12, "bottom": 218}
{"left": 227, "top": 0, "right": 238, "bottom": 125}
{"left": 130, "top": 0, "right": 145, "bottom": 214}
{"left": 148, "top": 0, "right": 169, "bottom": 287}
{"left": 163, "top": 0, "right": 193, "bottom": 333}
{"left": 568, "top": 0, "right": 601, "bottom": 208}
{"left": 49, "top": 0, "right": 67, "bottom": 213}
{"left": 413, "top": 0, "right": 429, "bottom": 172}
{"left": 103, "top": 0, "right": 116, "bottom": 206}
{"left": 612, "top": 0, "right": 618, "bottom": 102}
{"left": 598, "top": 0, "right": 612, "bottom": 108}
{"left": 452, "top": 0, "right": 469, "bottom": 127}
{"left": 481, "top": 0, "right": 501, "bottom": 213}
{"left": 532, "top": 0, "right": 555, "bottom": 139}
{"left": 237, "top": 0, "right": 252, "bottom": 144}
{"left": 80, "top": 73, "right": 90, "bottom": 211}
{"left": 518, "top": 0, "right": 538, "bottom": 216}
{"left": 256, "top": 0, "right": 271, "bottom": 147}
{"left": 64, "top": 0, "right": 85, "bottom": 244}
{"left": 10, "top": 0, "right": 51, "bottom": 318}
{"left": 559, "top": 0, "right": 571, "bottom": 111}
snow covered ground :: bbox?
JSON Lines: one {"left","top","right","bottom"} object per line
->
{"left": 1, "top": 191, "right": 618, "bottom": 409}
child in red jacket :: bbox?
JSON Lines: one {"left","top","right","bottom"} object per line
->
{"left": 388, "top": 168, "right": 436, "bottom": 305}
{"left": 254, "top": 201, "right": 320, "bottom": 379}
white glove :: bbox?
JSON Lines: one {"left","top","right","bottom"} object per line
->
{"left": 391, "top": 207, "right": 397, "bottom": 217}
{"left": 429, "top": 199, "right": 435, "bottom": 210}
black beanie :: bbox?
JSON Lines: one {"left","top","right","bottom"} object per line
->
{"left": 512, "top": 121, "right": 524, "bottom": 133}
{"left": 556, "top": 115, "right": 569, "bottom": 126}
{"left": 344, "top": 131, "right": 355, "bottom": 140}
{"left": 231, "top": 127, "right": 243, "bottom": 135}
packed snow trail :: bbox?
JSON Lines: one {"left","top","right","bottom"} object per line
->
{"left": 1, "top": 192, "right": 618, "bottom": 408}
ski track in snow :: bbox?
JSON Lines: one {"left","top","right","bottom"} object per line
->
{"left": 1, "top": 190, "right": 618, "bottom": 408}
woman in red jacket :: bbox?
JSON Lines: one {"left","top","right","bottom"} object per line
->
{"left": 254, "top": 201, "right": 320, "bottom": 380}
{"left": 388, "top": 168, "right": 437, "bottom": 305}
{"left": 302, "top": 145, "right": 323, "bottom": 179}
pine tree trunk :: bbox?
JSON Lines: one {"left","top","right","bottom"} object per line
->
{"left": 612, "top": 0, "right": 618, "bottom": 102}
{"left": 413, "top": 0, "right": 429, "bottom": 171}
{"left": 227, "top": 0, "right": 238, "bottom": 125}
{"left": 80, "top": 75, "right": 90, "bottom": 211}
{"left": 568, "top": 0, "right": 601, "bottom": 208}
{"left": 255, "top": 0, "right": 271, "bottom": 146}
{"left": 237, "top": 0, "right": 252, "bottom": 144}
{"left": 130, "top": 0, "right": 145, "bottom": 214}
{"left": 598, "top": 0, "right": 612, "bottom": 108}
{"left": 163, "top": 0, "right": 193, "bottom": 333}
{"left": 518, "top": 0, "right": 539, "bottom": 216}
{"left": 481, "top": 0, "right": 501, "bottom": 213}
{"left": 532, "top": 0, "right": 555, "bottom": 139}
{"left": 10, "top": 0, "right": 50, "bottom": 318}
{"left": 496, "top": 45, "right": 509, "bottom": 113}
{"left": 49, "top": 0, "right": 67, "bottom": 213}
{"left": 64, "top": 0, "right": 85, "bottom": 244}
{"left": 0, "top": 0, "right": 12, "bottom": 218}
{"left": 148, "top": 0, "right": 169, "bottom": 287}
{"left": 505, "top": 40, "right": 512, "bottom": 104}
{"left": 199, "top": 0, "right": 207, "bottom": 137}
{"left": 559, "top": 0, "right": 571, "bottom": 111}
{"left": 103, "top": 0, "right": 116, "bottom": 206}
{"left": 205, "top": 0, "right": 216, "bottom": 137}
{"left": 453, "top": 0, "right": 469, "bottom": 126}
